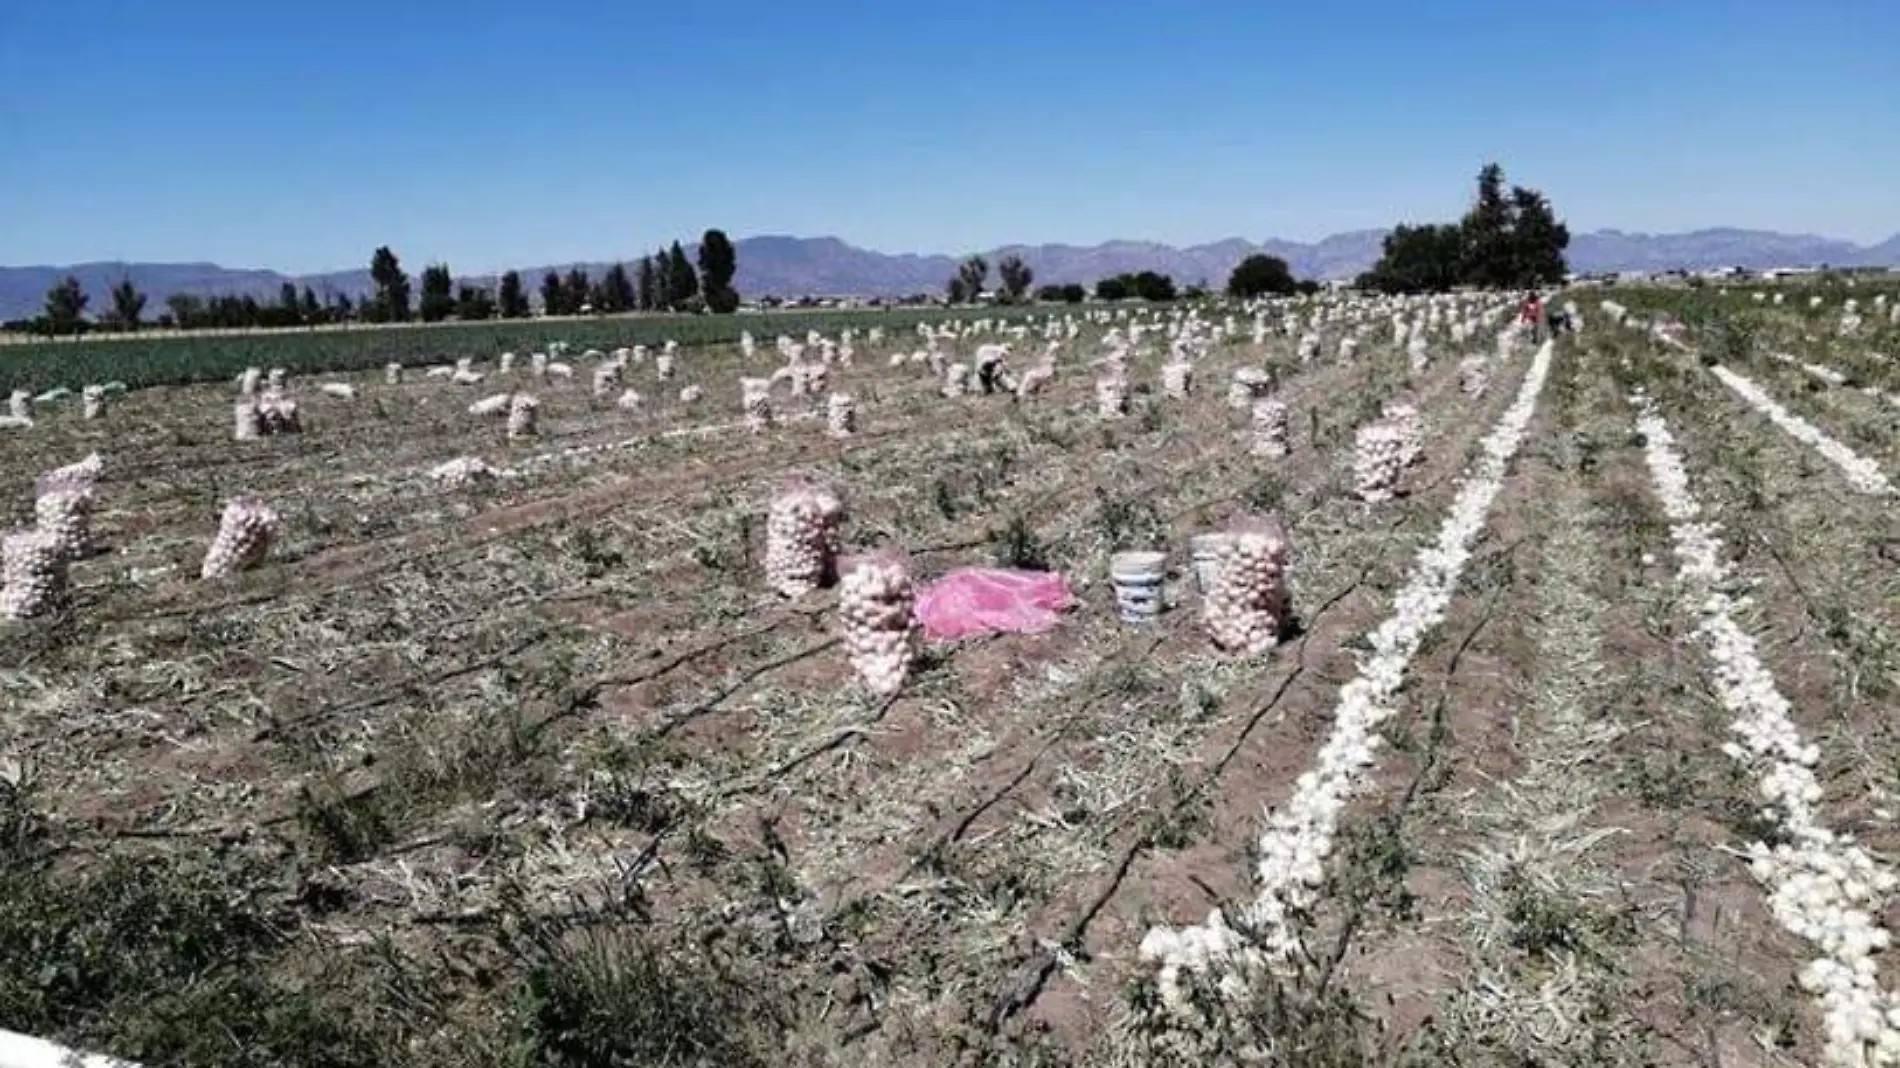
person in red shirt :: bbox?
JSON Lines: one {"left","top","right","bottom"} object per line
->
{"left": 1520, "top": 292, "right": 1545, "bottom": 341}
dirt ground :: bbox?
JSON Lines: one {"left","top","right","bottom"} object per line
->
{"left": 2, "top": 296, "right": 1897, "bottom": 1067}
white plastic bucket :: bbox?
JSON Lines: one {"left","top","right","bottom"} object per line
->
{"left": 1110, "top": 550, "right": 1168, "bottom": 623}
{"left": 1188, "top": 533, "right": 1232, "bottom": 594}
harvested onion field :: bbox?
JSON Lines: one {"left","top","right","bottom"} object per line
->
{"left": 3, "top": 288, "right": 1899, "bottom": 1067}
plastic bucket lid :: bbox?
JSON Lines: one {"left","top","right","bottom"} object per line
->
{"left": 1110, "top": 550, "right": 1167, "bottom": 580}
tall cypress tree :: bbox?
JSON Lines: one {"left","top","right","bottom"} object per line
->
{"left": 636, "top": 256, "right": 658, "bottom": 311}
{"left": 666, "top": 241, "right": 698, "bottom": 309}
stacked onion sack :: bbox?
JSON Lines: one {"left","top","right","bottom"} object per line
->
{"left": 385, "top": 362, "right": 405, "bottom": 385}
{"left": 256, "top": 393, "right": 301, "bottom": 435}
{"left": 741, "top": 377, "right": 773, "bottom": 433}
{"left": 1228, "top": 368, "right": 1268, "bottom": 410}
{"left": 1353, "top": 420, "right": 1409, "bottom": 503}
{"left": 764, "top": 476, "right": 845, "bottom": 598}
{"left": 1, "top": 528, "right": 67, "bottom": 621}
{"left": 1095, "top": 371, "right": 1129, "bottom": 419}
{"left": 838, "top": 550, "right": 917, "bottom": 696}
{"left": 827, "top": 393, "right": 856, "bottom": 438}
{"left": 506, "top": 394, "right": 539, "bottom": 439}
{"left": 1202, "top": 516, "right": 1292, "bottom": 657}
{"left": 942, "top": 364, "right": 970, "bottom": 398}
{"left": 1250, "top": 396, "right": 1290, "bottom": 457}
{"left": 1458, "top": 354, "right": 1489, "bottom": 397}
{"left": 81, "top": 384, "right": 107, "bottom": 420}
{"left": 34, "top": 470, "right": 95, "bottom": 561}
{"left": 1161, "top": 361, "right": 1193, "bottom": 399}
{"left": 202, "top": 497, "right": 282, "bottom": 579}
{"left": 234, "top": 398, "right": 264, "bottom": 441}
{"left": 656, "top": 352, "right": 675, "bottom": 380}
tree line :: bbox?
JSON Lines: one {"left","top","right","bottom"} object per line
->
{"left": 19, "top": 229, "right": 742, "bottom": 336}
{"left": 1355, "top": 163, "right": 1570, "bottom": 294}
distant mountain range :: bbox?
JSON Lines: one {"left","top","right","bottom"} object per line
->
{"left": 3, "top": 228, "right": 1897, "bottom": 321}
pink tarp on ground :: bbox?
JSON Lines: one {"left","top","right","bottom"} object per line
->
{"left": 914, "top": 567, "right": 1076, "bottom": 642}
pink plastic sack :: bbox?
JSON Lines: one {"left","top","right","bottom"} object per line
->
{"left": 914, "top": 567, "right": 1076, "bottom": 642}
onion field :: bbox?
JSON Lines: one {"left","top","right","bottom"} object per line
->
{"left": 1, "top": 284, "right": 1897, "bottom": 1067}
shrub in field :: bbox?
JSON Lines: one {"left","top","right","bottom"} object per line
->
{"left": 839, "top": 550, "right": 916, "bottom": 696}
{"left": 764, "top": 476, "right": 843, "bottom": 598}
{"left": 202, "top": 496, "right": 281, "bottom": 578}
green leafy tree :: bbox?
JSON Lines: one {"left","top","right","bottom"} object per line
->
{"left": 636, "top": 256, "right": 658, "bottom": 311}
{"left": 164, "top": 293, "right": 204, "bottom": 330}
{"left": 564, "top": 268, "right": 593, "bottom": 313}
{"left": 1094, "top": 275, "right": 1131, "bottom": 301}
{"left": 599, "top": 263, "right": 636, "bottom": 313}
{"left": 1358, "top": 163, "right": 1570, "bottom": 293}
{"left": 108, "top": 277, "right": 147, "bottom": 331}
{"left": 1356, "top": 224, "right": 1463, "bottom": 294}
{"left": 456, "top": 285, "right": 496, "bottom": 320}
{"left": 957, "top": 256, "right": 988, "bottom": 302}
{"left": 42, "top": 276, "right": 88, "bottom": 335}
{"left": 697, "top": 229, "right": 739, "bottom": 313}
{"left": 665, "top": 242, "right": 698, "bottom": 309}
{"left": 1226, "top": 254, "right": 1298, "bottom": 299}
{"left": 947, "top": 276, "right": 970, "bottom": 303}
{"left": 369, "top": 246, "right": 411, "bottom": 322}
{"left": 1508, "top": 185, "right": 1571, "bottom": 287}
{"left": 498, "top": 271, "right": 529, "bottom": 319}
{"left": 541, "top": 271, "right": 566, "bottom": 316}
{"left": 997, "top": 255, "right": 1033, "bottom": 303}
{"left": 418, "top": 264, "right": 455, "bottom": 322}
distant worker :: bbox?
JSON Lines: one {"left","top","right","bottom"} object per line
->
{"left": 1520, "top": 292, "right": 1546, "bottom": 342}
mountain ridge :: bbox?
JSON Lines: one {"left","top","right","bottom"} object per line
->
{"left": 3, "top": 228, "right": 1896, "bottom": 320}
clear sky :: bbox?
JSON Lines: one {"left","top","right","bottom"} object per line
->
{"left": 2, "top": 0, "right": 1895, "bottom": 273}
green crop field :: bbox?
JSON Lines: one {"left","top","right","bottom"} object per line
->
{"left": 0, "top": 304, "right": 1052, "bottom": 393}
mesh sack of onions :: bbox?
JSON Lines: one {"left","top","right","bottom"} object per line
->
{"left": 764, "top": 476, "right": 845, "bottom": 598}
{"left": 258, "top": 394, "right": 301, "bottom": 435}
{"left": 741, "top": 377, "right": 773, "bottom": 432}
{"left": 1250, "top": 397, "right": 1289, "bottom": 457}
{"left": 237, "top": 368, "right": 262, "bottom": 397}
{"left": 1203, "top": 515, "right": 1292, "bottom": 657}
{"left": 1, "top": 528, "right": 68, "bottom": 621}
{"left": 1458, "top": 355, "right": 1489, "bottom": 397}
{"left": 1353, "top": 422, "right": 1407, "bottom": 503}
{"left": 34, "top": 471, "right": 94, "bottom": 560}
{"left": 827, "top": 393, "right": 856, "bottom": 438}
{"left": 234, "top": 399, "right": 264, "bottom": 441}
{"left": 1095, "top": 374, "right": 1129, "bottom": 419}
{"left": 943, "top": 364, "right": 970, "bottom": 398}
{"left": 385, "top": 362, "right": 404, "bottom": 385}
{"left": 1162, "top": 361, "right": 1193, "bottom": 399}
{"left": 506, "top": 394, "right": 539, "bottom": 439}
{"left": 202, "top": 496, "right": 282, "bottom": 579}
{"left": 838, "top": 549, "right": 917, "bottom": 696}
{"left": 82, "top": 384, "right": 107, "bottom": 420}
{"left": 656, "top": 353, "right": 675, "bottom": 380}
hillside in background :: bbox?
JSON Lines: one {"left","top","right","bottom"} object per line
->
{"left": 3, "top": 227, "right": 1897, "bottom": 321}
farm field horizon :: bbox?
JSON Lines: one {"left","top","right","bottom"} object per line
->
{"left": 2, "top": 282, "right": 1898, "bottom": 1065}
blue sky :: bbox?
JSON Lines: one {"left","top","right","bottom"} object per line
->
{"left": 2, "top": 0, "right": 1895, "bottom": 272}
